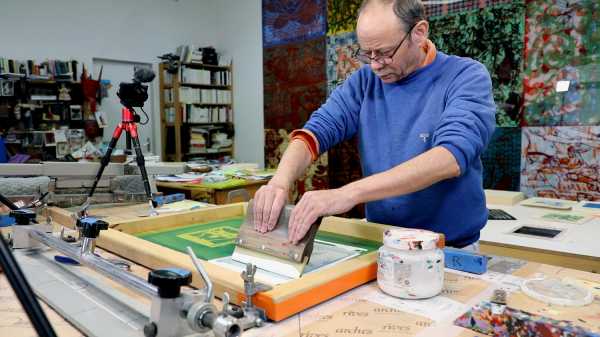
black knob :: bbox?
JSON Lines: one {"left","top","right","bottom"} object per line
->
{"left": 147, "top": 268, "right": 192, "bottom": 298}
{"left": 10, "top": 209, "right": 36, "bottom": 226}
{"left": 143, "top": 322, "right": 157, "bottom": 337}
{"left": 78, "top": 217, "right": 109, "bottom": 238}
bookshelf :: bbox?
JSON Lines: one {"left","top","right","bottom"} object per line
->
{"left": 0, "top": 58, "right": 88, "bottom": 161}
{"left": 159, "top": 61, "right": 234, "bottom": 162}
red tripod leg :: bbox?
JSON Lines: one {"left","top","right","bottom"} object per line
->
{"left": 87, "top": 123, "right": 125, "bottom": 199}
{"left": 126, "top": 123, "right": 154, "bottom": 203}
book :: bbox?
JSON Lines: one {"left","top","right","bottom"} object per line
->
{"left": 519, "top": 197, "right": 577, "bottom": 210}
{"left": 537, "top": 212, "right": 592, "bottom": 225}
{"left": 484, "top": 189, "right": 525, "bottom": 205}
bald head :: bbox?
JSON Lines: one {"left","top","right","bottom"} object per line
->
{"left": 355, "top": 0, "right": 429, "bottom": 83}
{"left": 357, "top": 0, "right": 423, "bottom": 53}
{"left": 358, "top": 0, "right": 425, "bottom": 32}
{"left": 357, "top": 1, "right": 403, "bottom": 41}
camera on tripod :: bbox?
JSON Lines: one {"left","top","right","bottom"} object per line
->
{"left": 84, "top": 67, "right": 158, "bottom": 215}
{"left": 117, "top": 67, "right": 155, "bottom": 109}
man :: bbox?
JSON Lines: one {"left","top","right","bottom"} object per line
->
{"left": 254, "top": 0, "right": 496, "bottom": 249}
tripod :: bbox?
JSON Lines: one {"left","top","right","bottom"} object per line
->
{"left": 84, "top": 106, "right": 156, "bottom": 215}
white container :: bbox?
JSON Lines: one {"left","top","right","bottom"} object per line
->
{"left": 377, "top": 228, "right": 444, "bottom": 299}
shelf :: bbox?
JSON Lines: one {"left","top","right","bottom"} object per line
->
{"left": 3, "top": 130, "right": 43, "bottom": 134}
{"left": 180, "top": 83, "right": 231, "bottom": 90}
{"left": 164, "top": 84, "right": 231, "bottom": 91}
{"left": 183, "top": 122, "right": 233, "bottom": 126}
{"left": 28, "top": 79, "right": 79, "bottom": 84}
{"left": 181, "top": 63, "right": 231, "bottom": 71}
{"left": 180, "top": 102, "right": 232, "bottom": 106}
{"left": 187, "top": 103, "right": 231, "bottom": 107}
{"left": 184, "top": 148, "right": 233, "bottom": 156}
{"left": 0, "top": 74, "right": 78, "bottom": 84}
{"left": 159, "top": 60, "right": 234, "bottom": 163}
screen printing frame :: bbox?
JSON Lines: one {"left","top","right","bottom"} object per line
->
{"left": 46, "top": 203, "right": 389, "bottom": 321}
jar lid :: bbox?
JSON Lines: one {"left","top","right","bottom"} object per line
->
{"left": 521, "top": 277, "right": 593, "bottom": 307}
{"left": 383, "top": 228, "right": 443, "bottom": 250}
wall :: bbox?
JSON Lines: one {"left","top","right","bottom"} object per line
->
{"left": 0, "top": 0, "right": 265, "bottom": 165}
{"left": 212, "top": 0, "right": 264, "bottom": 166}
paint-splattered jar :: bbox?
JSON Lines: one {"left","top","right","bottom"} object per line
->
{"left": 377, "top": 228, "right": 445, "bottom": 299}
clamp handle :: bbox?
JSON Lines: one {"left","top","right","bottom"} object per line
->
{"left": 148, "top": 268, "right": 192, "bottom": 299}
{"left": 77, "top": 217, "right": 109, "bottom": 239}
{"left": 10, "top": 209, "right": 36, "bottom": 226}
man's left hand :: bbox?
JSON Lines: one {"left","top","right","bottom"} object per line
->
{"left": 288, "top": 188, "right": 356, "bottom": 244}
{"left": 0, "top": 204, "right": 10, "bottom": 214}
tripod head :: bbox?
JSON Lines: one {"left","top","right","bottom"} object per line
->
{"left": 117, "top": 68, "right": 155, "bottom": 109}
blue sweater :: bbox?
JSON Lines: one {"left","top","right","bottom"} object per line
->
{"left": 304, "top": 52, "right": 496, "bottom": 247}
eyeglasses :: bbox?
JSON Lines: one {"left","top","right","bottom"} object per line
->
{"left": 353, "top": 24, "right": 416, "bottom": 65}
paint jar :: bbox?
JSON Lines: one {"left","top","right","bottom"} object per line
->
{"left": 377, "top": 228, "right": 445, "bottom": 299}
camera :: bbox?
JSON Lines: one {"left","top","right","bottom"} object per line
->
{"left": 117, "top": 68, "right": 155, "bottom": 108}
{"left": 158, "top": 53, "right": 180, "bottom": 74}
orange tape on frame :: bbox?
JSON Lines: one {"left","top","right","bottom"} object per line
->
{"left": 237, "top": 263, "right": 378, "bottom": 321}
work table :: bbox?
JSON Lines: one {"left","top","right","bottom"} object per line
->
{"left": 481, "top": 201, "right": 600, "bottom": 273}
{"left": 2, "top": 251, "right": 599, "bottom": 336}
{"left": 2, "top": 196, "right": 600, "bottom": 336}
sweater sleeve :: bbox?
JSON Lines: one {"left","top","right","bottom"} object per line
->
{"left": 303, "top": 67, "right": 366, "bottom": 154}
{"left": 432, "top": 61, "right": 496, "bottom": 175}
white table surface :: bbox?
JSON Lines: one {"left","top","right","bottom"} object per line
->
{"left": 482, "top": 202, "right": 600, "bottom": 258}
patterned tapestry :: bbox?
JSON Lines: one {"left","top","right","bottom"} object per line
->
{"left": 327, "top": 0, "right": 362, "bottom": 35}
{"left": 429, "top": 3, "right": 525, "bottom": 127}
{"left": 326, "top": 0, "right": 518, "bottom": 34}
{"left": 522, "top": 0, "right": 600, "bottom": 126}
{"left": 326, "top": 31, "right": 364, "bottom": 217}
{"left": 262, "top": 0, "right": 600, "bottom": 206}
{"left": 520, "top": 126, "right": 600, "bottom": 201}
{"left": 481, "top": 127, "right": 522, "bottom": 191}
{"left": 263, "top": 37, "right": 328, "bottom": 130}
{"left": 264, "top": 129, "right": 329, "bottom": 202}
{"left": 425, "top": 0, "right": 514, "bottom": 18}
{"left": 326, "top": 31, "right": 361, "bottom": 93}
{"left": 263, "top": 0, "right": 327, "bottom": 48}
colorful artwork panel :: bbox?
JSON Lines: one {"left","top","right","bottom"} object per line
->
{"left": 482, "top": 127, "right": 522, "bottom": 191}
{"left": 326, "top": 31, "right": 361, "bottom": 94}
{"left": 264, "top": 129, "right": 329, "bottom": 203}
{"left": 429, "top": 3, "right": 525, "bottom": 126}
{"left": 327, "top": 0, "right": 362, "bottom": 35}
{"left": 263, "top": 0, "right": 327, "bottom": 47}
{"left": 455, "top": 300, "right": 599, "bottom": 337}
{"left": 264, "top": 37, "right": 328, "bottom": 130}
{"left": 522, "top": 0, "right": 600, "bottom": 126}
{"left": 425, "top": 0, "right": 515, "bottom": 18}
{"left": 520, "top": 126, "right": 600, "bottom": 201}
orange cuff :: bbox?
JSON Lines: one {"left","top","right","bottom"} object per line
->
{"left": 290, "top": 129, "right": 320, "bottom": 161}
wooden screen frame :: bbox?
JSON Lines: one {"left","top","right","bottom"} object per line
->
{"left": 46, "top": 203, "right": 390, "bottom": 321}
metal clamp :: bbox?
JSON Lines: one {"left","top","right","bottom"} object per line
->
{"left": 186, "top": 246, "right": 213, "bottom": 301}
{"left": 237, "top": 263, "right": 272, "bottom": 329}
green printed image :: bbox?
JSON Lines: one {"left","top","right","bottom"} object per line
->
{"left": 136, "top": 217, "right": 380, "bottom": 261}
{"left": 136, "top": 217, "right": 245, "bottom": 260}
{"left": 541, "top": 213, "right": 586, "bottom": 223}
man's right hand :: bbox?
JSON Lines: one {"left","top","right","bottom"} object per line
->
{"left": 253, "top": 182, "right": 289, "bottom": 233}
